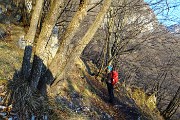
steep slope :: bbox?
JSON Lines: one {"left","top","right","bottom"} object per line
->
{"left": 0, "top": 1, "right": 165, "bottom": 119}
{"left": 0, "top": 37, "right": 164, "bottom": 119}
{"left": 47, "top": 59, "right": 164, "bottom": 120}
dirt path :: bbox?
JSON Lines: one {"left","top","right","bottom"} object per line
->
{"left": 84, "top": 71, "right": 148, "bottom": 120}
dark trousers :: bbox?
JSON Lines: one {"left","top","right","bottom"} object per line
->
{"left": 106, "top": 82, "right": 114, "bottom": 103}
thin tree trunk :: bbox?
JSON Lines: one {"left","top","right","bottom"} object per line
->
{"left": 21, "top": 0, "right": 44, "bottom": 79}
{"left": 161, "top": 86, "right": 180, "bottom": 119}
{"left": 24, "top": 0, "right": 44, "bottom": 45}
{"left": 106, "top": 7, "right": 115, "bottom": 66}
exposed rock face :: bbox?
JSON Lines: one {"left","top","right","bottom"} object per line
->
{"left": 101, "top": 0, "right": 158, "bottom": 33}
{"left": 45, "top": 26, "right": 59, "bottom": 65}
{"left": 17, "top": 35, "right": 26, "bottom": 49}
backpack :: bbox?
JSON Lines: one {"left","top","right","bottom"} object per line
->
{"left": 111, "top": 71, "right": 118, "bottom": 85}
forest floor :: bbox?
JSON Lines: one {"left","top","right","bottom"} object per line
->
{"left": 0, "top": 23, "right": 24, "bottom": 80}
{"left": 0, "top": 23, "right": 163, "bottom": 120}
{"left": 47, "top": 59, "right": 163, "bottom": 120}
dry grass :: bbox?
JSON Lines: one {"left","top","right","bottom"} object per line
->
{"left": 0, "top": 24, "right": 48, "bottom": 119}
{"left": 0, "top": 25, "right": 24, "bottom": 80}
{"left": 5, "top": 73, "right": 49, "bottom": 119}
{"left": 0, "top": 42, "right": 23, "bottom": 79}
{"left": 0, "top": 25, "right": 164, "bottom": 119}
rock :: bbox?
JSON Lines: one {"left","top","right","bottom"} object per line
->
{"left": 46, "top": 33, "right": 59, "bottom": 65}
{"left": 17, "top": 36, "right": 26, "bottom": 49}
{"left": 75, "top": 107, "right": 83, "bottom": 113}
{"left": 0, "top": 105, "right": 6, "bottom": 111}
{"left": 70, "top": 91, "right": 80, "bottom": 98}
{"left": 52, "top": 26, "right": 59, "bottom": 35}
{"left": 82, "top": 106, "right": 90, "bottom": 112}
{"left": 68, "top": 101, "right": 75, "bottom": 110}
{"left": 113, "top": 104, "right": 123, "bottom": 109}
{"left": 101, "top": 112, "right": 113, "bottom": 120}
{"left": 15, "top": 14, "right": 22, "bottom": 22}
{"left": 0, "top": 27, "right": 6, "bottom": 39}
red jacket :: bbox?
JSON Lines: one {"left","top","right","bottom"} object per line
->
{"left": 111, "top": 71, "right": 118, "bottom": 85}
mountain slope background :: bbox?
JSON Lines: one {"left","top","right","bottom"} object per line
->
{"left": 0, "top": 0, "right": 179, "bottom": 120}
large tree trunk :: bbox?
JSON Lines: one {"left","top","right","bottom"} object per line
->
{"left": 44, "top": 0, "right": 90, "bottom": 67}
{"left": 49, "top": 0, "right": 112, "bottom": 91}
{"left": 36, "top": 0, "right": 90, "bottom": 94}
{"left": 41, "top": 0, "right": 90, "bottom": 84}
{"left": 30, "top": 0, "right": 64, "bottom": 88}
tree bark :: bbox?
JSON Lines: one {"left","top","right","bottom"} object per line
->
{"left": 50, "top": 0, "right": 112, "bottom": 87}
{"left": 42, "top": 0, "right": 90, "bottom": 84}
{"left": 161, "top": 86, "right": 180, "bottom": 119}
{"left": 35, "top": 0, "right": 64, "bottom": 59}
{"left": 24, "top": 0, "right": 44, "bottom": 45}
{"left": 21, "top": 0, "right": 44, "bottom": 79}
{"left": 30, "top": 0, "right": 64, "bottom": 88}
{"left": 44, "top": 0, "right": 90, "bottom": 67}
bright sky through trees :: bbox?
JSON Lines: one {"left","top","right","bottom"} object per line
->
{"left": 144, "top": 0, "right": 180, "bottom": 26}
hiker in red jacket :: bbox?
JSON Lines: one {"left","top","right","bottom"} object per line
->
{"left": 105, "top": 66, "right": 118, "bottom": 103}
